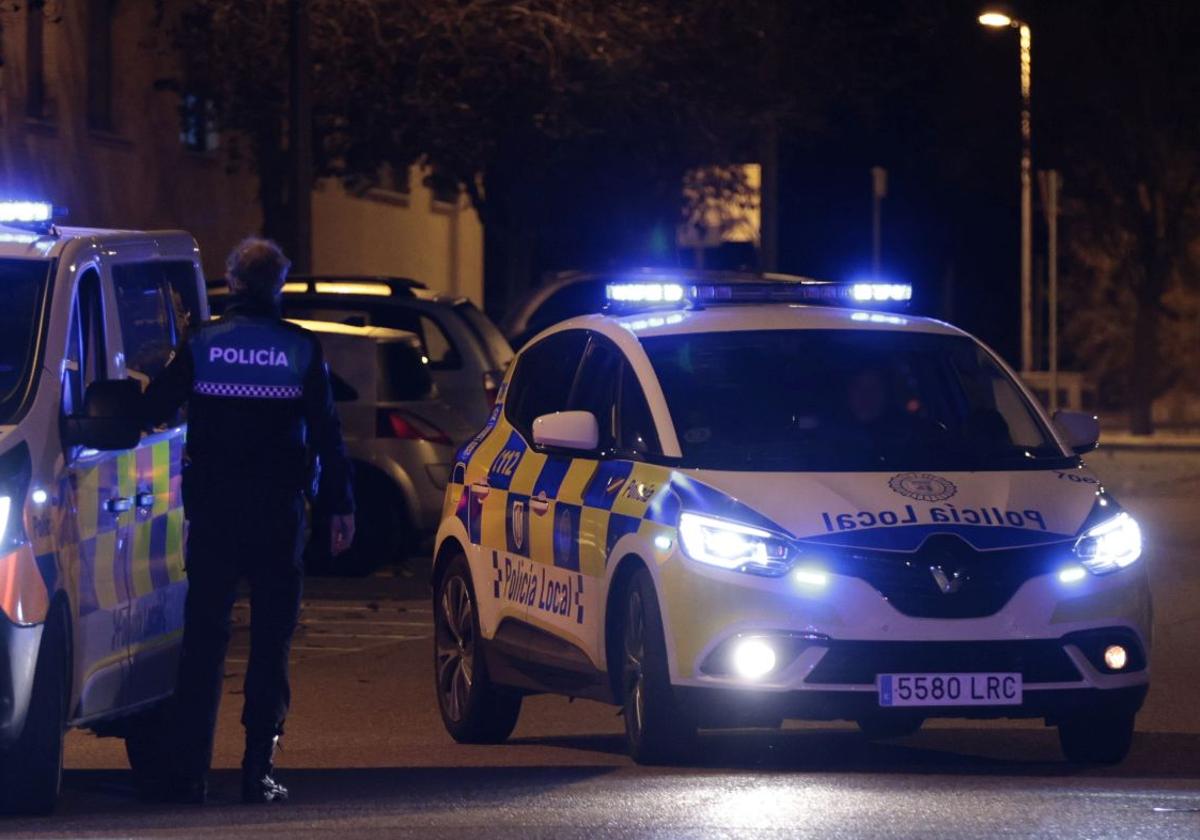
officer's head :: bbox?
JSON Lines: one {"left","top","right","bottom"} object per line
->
{"left": 225, "top": 238, "right": 291, "bottom": 301}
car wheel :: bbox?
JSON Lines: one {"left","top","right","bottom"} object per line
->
{"left": 1058, "top": 708, "right": 1136, "bottom": 764}
{"left": 856, "top": 713, "right": 924, "bottom": 740}
{"left": 0, "top": 612, "right": 68, "bottom": 815}
{"left": 124, "top": 702, "right": 172, "bottom": 785}
{"left": 433, "top": 555, "right": 522, "bottom": 743}
{"left": 311, "top": 472, "right": 410, "bottom": 577}
{"left": 620, "top": 567, "right": 696, "bottom": 765}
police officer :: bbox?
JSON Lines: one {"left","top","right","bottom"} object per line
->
{"left": 142, "top": 238, "right": 355, "bottom": 804}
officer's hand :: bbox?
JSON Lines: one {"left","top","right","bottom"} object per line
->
{"left": 330, "top": 514, "right": 356, "bottom": 556}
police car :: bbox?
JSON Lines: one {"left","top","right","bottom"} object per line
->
{"left": 431, "top": 272, "right": 1150, "bottom": 765}
{"left": 0, "top": 201, "right": 204, "bottom": 812}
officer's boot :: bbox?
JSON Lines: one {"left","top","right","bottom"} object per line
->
{"left": 241, "top": 734, "right": 288, "bottom": 804}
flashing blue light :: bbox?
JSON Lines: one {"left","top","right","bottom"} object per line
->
{"left": 604, "top": 275, "right": 913, "bottom": 313}
{"left": 0, "top": 201, "right": 54, "bottom": 224}
{"left": 606, "top": 282, "right": 685, "bottom": 304}
{"left": 850, "top": 282, "right": 913, "bottom": 303}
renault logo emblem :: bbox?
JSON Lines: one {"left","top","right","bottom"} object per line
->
{"left": 929, "top": 565, "right": 966, "bottom": 595}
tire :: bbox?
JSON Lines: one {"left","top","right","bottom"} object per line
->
{"left": 433, "top": 555, "right": 522, "bottom": 743}
{"left": 324, "top": 472, "right": 411, "bottom": 577}
{"left": 619, "top": 567, "right": 696, "bottom": 765}
{"left": 856, "top": 713, "right": 924, "bottom": 740}
{"left": 124, "top": 703, "right": 172, "bottom": 782}
{"left": 1058, "top": 708, "right": 1136, "bottom": 764}
{"left": 0, "top": 612, "right": 68, "bottom": 816}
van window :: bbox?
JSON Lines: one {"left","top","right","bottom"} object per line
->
{"left": 61, "top": 269, "right": 107, "bottom": 420}
{"left": 162, "top": 261, "right": 204, "bottom": 338}
{"left": 112, "top": 262, "right": 181, "bottom": 380}
{"left": 0, "top": 259, "right": 53, "bottom": 423}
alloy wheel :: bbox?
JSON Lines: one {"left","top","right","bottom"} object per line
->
{"left": 436, "top": 574, "right": 475, "bottom": 722}
{"left": 623, "top": 587, "right": 647, "bottom": 739}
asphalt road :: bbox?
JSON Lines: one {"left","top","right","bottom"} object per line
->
{"left": 6, "top": 449, "right": 1200, "bottom": 838}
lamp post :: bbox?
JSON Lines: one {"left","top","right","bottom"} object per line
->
{"left": 979, "top": 8, "right": 1032, "bottom": 373}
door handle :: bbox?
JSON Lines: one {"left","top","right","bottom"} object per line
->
{"left": 135, "top": 491, "right": 156, "bottom": 510}
{"left": 529, "top": 494, "right": 550, "bottom": 516}
{"left": 105, "top": 496, "right": 134, "bottom": 514}
{"left": 470, "top": 482, "right": 490, "bottom": 499}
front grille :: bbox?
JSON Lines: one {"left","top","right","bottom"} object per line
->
{"left": 822, "top": 534, "right": 1073, "bottom": 619}
{"left": 806, "top": 639, "right": 1081, "bottom": 685}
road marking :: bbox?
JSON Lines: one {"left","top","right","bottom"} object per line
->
{"left": 299, "top": 619, "right": 431, "bottom": 627}
{"left": 298, "top": 631, "right": 426, "bottom": 640}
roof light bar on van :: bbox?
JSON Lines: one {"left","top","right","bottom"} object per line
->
{"left": 603, "top": 278, "right": 913, "bottom": 312}
{"left": 0, "top": 201, "right": 54, "bottom": 224}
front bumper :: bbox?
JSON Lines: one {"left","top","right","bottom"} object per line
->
{"left": 677, "top": 683, "right": 1149, "bottom": 727}
{"left": 0, "top": 612, "right": 44, "bottom": 748}
{"left": 657, "top": 548, "right": 1154, "bottom": 687}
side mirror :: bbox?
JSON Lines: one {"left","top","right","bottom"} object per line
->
{"left": 533, "top": 411, "right": 599, "bottom": 452}
{"left": 64, "top": 379, "right": 144, "bottom": 451}
{"left": 1053, "top": 409, "right": 1100, "bottom": 454}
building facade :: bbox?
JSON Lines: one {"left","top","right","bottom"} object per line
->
{"left": 0, "top": 2, "right": 483, "bottom": 302}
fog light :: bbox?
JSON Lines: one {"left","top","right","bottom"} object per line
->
{"left": 1058, "top": 566, "right": 1086, "bottom": 584}
{"left": 1103, "top": 644, "right": 1128, "bottom": 671}
{"left": 732, "top": 638, "right": 777, "bottom": 680}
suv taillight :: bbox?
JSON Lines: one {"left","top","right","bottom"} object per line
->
{"left": 483, "top": 370, "right": 503, "bottom": 407}
{"left": 376, "top": 409, "right": 452, "bottom": 445}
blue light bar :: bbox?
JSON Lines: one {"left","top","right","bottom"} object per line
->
{"left": 606, "top": 282, "right": 685, "bottom": 304}
{"left": 604, "top": 277, "right": 913, "bottom": 312}
{"left": 850, "top": 282, "right": 912, "bottom": 303}
{"left": 0, "top": 201, "right": 54, "bottom": 224}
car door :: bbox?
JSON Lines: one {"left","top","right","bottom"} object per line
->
{"left": 110, "top": 259, "right": 194, "bottom": 705}
{"left": 467, "top": 329, "right": 587, "bottom": 641}
{"left": 60, "top": 267, "right": 137, "bottom": 719}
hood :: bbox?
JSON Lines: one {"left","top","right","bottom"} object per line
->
{"left": 666, "top": 466, "right": 1104, "bottom": 552}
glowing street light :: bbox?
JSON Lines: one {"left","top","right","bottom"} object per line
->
{"left": 978, "top": 7, "right": 1033, "bottom": 374}
{"left": 978, "top": 11, "right": 1014, "bottom": 27}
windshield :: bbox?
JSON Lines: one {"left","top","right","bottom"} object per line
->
{"left": 0, "top": 259, "right": 53, "bottom": 424}
{"left": 643, "top": 329, "right": 1071, "bottom": 472}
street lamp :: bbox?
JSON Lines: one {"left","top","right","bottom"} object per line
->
{"left": 979, "top": 7, "right": 1033, "bottom": 373}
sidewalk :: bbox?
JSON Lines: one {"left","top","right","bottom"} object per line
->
{"left": 1100, "top": 430, "right": 1200, "bottom": 451}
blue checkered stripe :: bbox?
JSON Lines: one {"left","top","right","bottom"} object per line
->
{"left": 194, "top": 381, "right": 302, "bottom": 399}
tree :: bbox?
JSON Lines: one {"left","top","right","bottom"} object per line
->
{"left": 155, "top": 0, "right": 910, "bottom": 312}
{"left": 1051, "top": 2, "right": 1200, "bottom": 434}
{"left": 153, "top": 0, "right": 415, "bottom": 257}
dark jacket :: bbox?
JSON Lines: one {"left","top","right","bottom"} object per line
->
{"left": 143, "top": 296, "right": 354, "bottom": 514}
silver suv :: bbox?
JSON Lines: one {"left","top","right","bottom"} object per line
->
{"left": 296, "top": 319, "right": 476, "bottom": 574}
{"left": 212, "top": 276, "right": 513, "bottom": 431}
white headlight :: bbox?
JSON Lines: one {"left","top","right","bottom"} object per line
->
{"left": 678, "top": 512, "right": 789, "bottom": 574}
{"left": 0, "top": 496, "right": 9, "bottom": 544}
{"left": 1074, "top": 512, "right": 1142, "bottom": 574}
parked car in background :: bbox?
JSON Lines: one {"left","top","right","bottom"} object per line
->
{"left": 500, "top": 268, "right": 754, "bottom": 349}
{"left": 209, "top": 275, "right": 513, "bottom": 431}
{"left": 500, "top": 270, "right": 609, "bottom": 349}
{"left": 295, "top": 320, "right": 477, "bottom": 575}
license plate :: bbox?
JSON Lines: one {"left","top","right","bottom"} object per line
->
{"left": 877, "top": 673, "right": 1022, "bottom": 707}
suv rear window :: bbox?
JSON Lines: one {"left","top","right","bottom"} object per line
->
{"left": 454, "top": 302, "right": 514, "bottom": 369}
{"left": 285, "top": 301, "right": 462, "bottom": 371}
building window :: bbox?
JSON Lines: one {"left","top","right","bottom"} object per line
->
{"left": 86, "top": 0, "right": 114, "bottom": 131}
{"left": 25, "top": 0, "right": 46, "bottom": 119}
{"left": 180, "top": 92, "right": 219, "bottom": 152}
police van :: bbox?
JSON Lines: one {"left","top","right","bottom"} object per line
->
{"left": 431, "top": 272, "right": 1150, "bottom": 765}
{"left": 0, "top": 202, "right": 203, "bottom": 813}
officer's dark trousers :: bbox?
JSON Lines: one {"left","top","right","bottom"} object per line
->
{"left": 173, "top": 489, "right": 306, "bottom": 780}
